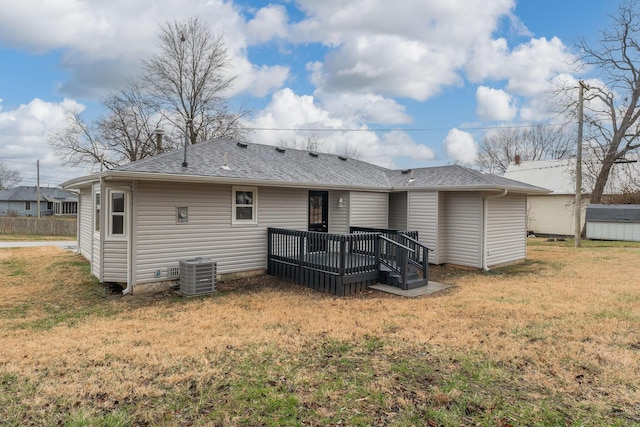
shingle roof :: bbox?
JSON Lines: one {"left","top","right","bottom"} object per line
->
{"left": 0, "top": 186, "right": 77, "bottom": 202}
{"left": 504, "top": 159, "right": 575, "bottom": 194}
{"left": 386, "top": 165, "right": 546, "bottom": 192}
{"left": 504, "top": 158, "right": 640, "bottom": 195}
{"left": 115, "top": 138, "right": 392, "bottom": 188}
{"left": 66, "top": 139, "right": 548, "bottom": 194}
{"left": 586, "top": 204, "right": 640, "bottom": 223}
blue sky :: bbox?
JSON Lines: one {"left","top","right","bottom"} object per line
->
{"left": 0, "top": 0, "right": 620, "bottom": 186}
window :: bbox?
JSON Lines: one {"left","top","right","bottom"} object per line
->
{"left": 110, "top": 192, "right": 126, "bottom": 237}
{"left": 232, "top": 186, "right": 257, "bottom": 224}
{"left": 25, "top": 201, "right": 31, "bottom": 211}
{"left": 47, "top": 202, "right": 53, "bottom": 211}
{"left": 95, "top": 193, "right": 101, "bottom": 232}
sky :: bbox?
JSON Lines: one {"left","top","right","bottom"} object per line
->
{"left": 0, "top": 0, "right": 621, "bottom": 187}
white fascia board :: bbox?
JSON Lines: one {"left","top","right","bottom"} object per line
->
{"left": 102, "top": 171, "right": 392, "bottom": 193}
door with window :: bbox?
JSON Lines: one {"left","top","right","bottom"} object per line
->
{"left": 308, "top": 191, "right": 328, "bottom": 252}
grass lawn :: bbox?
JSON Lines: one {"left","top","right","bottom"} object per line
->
{"left": 0, "top": 241, "right": 639, "bottom": 426}
{"left": 0, "top": 234, "right": 76, "bottom": 241}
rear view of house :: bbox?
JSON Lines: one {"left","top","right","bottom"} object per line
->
{"left": 63, "top": 139, "right": 548, "bottom": 295}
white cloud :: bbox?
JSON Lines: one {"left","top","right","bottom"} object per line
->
{"left": 244, "top": 4, "right": 288, "bottom": 43}
{"left": 476, "top": 86, "right": 517, "bottom": 121}
{"left": 316, "top": 92, "right": 412, "bottom": 124}
{"left": 293, "top": 0, "right": 517, "bottom": 100}
{"left": 0, "top": 0, "right": 289, "bottom": 100}
{"left": 468, "top": 36, "right": 576, "bottom": 97}
{"left": 0, "top": 98, "right": 90, "bottom": 185}
{"left": 443, "top": 128, "right": 477, "bottom": 163}
{"left": 247, "top": 88, "right": 433, "bottom": 168}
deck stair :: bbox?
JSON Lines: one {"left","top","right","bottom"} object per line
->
{"left": 267, "top": 227, "right": 432, "bottom": 296}
{"left": 378, "top": 262, "right": 427, "bottom": 290}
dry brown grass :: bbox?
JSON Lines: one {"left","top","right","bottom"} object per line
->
{"left": 1, "top": 244, "right": 639, "bottom": 425}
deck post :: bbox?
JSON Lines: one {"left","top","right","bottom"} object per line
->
{"left": 267, "top": 228, "right": 273, "bottom": 275}
{"left": 339, "top": 235, "right": 346, "bottom": 276}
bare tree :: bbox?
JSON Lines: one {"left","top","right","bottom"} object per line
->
{"left": 49, "top": 113, "right": 115, "bottom": 169}
{"left": 50, "top": 83, "right": 172, "bottom": 169}
{"left": 277, "top": 134, "right": 321, "bottom": 152}
{"left": 476, "top": 123, "right": 574, "bottom": 173}
{"left": 51, "top": 18, "right": 247, "bottom": 169}
{"left": 98, "top": 82, "right": 173, "bottom": 163}
{"left": 142, "top": 17, "right": 248, "bottom": 144}
{"left": 572, "top": 0, "right": 640, "bottom": 203}
{"left": 0, "top": 161, "right": 22, "bottom": 189}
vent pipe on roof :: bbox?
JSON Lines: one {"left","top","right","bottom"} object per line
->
{"left": 182, "top": 118, "right": 191, "bottom": 168}
{"left": 155, "top": 129, "right": 164, "bottom": 154}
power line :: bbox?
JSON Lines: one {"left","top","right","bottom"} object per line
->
{"left": 248, "top": 122, "right": 569, "bottom": 133}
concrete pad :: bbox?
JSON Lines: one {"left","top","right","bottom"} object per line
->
{"left": 368, "top": 281, "right": 452, "bottom": 298}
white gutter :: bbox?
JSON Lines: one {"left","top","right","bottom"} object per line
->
{"left": 482, "top": 189, "right": 508, "bottom": 271}
{"left": 123, "top": 182, "right": 134, "bottom": 296}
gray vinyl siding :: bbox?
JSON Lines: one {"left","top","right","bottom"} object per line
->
{"left": 134, "top": 182, "right": 307, "bottom": 284}
{"left": 103, "top": 240, "right": 128, "bottom": 281}
{"left": 78, "top": 189, "right": 93, "bottom": 260}
{"left": 349, "top": 191, "right": 388, "bottom": 228}
{"left": 436, "top": 192, "right": 446, "bottom": 264}
{"left": 328, "top": 190, "right": 349, "bottom": 234}
{"left": 407, "top": 191, "right": 439, "bottom": 260}
{"left": 91, "top": 234, "right": 100, "bottom": 278}
{"left": 445, "top": 192, "right": 482, "bottom": 268}
{"left": 388, "top": 192, "right": 408, "bottom": 230}
{"left": 486, "top": 195, "right": 527, "bottom": 266}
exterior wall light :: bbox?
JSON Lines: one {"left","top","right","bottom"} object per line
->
{"left": 338, "top": 197, "right": 344, "bottom": 208}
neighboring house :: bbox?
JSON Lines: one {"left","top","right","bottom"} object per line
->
{"left": 62, "top": 139, "right": 548, "bottom": 295}
{"left": 504, "top": 158, "right": 640, "bottom": 236}
{"left": 504, "top": 159, "right": 582, "bottom": 236}
{"left": 0, "top": 186, "right": 78, "bottom": 217}
{"left": 586, "top": 204, "right": 640, "bottom": 242}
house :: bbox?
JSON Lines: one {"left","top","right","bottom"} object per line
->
{"left": 0, "top": 186, "right": 78, "bottom": 217}
{"left": 586, "top": 204, "right": 640, "bottom": 242}
{"left": 62, "top": 138, "right": 548, "bottom": 295}
{"left": 504, "top": 158, "right": 640, "bottom": 236}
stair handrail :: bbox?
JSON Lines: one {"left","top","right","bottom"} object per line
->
{"left": 399, "top": 233, "right": 432, "bottom": 283}
{"left": 377, "top": 234, "right": 415, "bottom": 289}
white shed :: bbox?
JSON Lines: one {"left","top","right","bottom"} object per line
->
{"left": 586, "top": 204, "right": 640, "bottom": 242}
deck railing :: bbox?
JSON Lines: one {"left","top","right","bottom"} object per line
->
{"left": 267, "top": 227, "right": 432, "bottom": 295}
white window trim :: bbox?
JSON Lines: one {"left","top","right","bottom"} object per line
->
{"left": 232, "top": 186, "right": 258, "bottom": 226}
{"left": 107, "top": 190, "right": 127, "bottom": 239}
{"left": 94, "top": 190, "right": 101, "bottom": 234}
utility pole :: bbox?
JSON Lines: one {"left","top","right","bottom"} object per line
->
{"left": 36, "top": 159, "right": 41, "bottom": 218}
{"left": 575, "top": 80, "right": 589, "bottom": 247}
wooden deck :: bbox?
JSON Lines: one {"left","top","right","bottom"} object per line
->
{"left": 267, "top": 227, "right": 431, "bottom": 296}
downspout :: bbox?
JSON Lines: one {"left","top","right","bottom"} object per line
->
{"left": 482, "top": 189, "right": 508, "bottom": 271}
{"left": 123, "top": 182, "right": 134, "bottom": 295}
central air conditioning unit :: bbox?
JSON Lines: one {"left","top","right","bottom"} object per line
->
{"left": 179, "top": 257, "right": 216, "bottom": 296}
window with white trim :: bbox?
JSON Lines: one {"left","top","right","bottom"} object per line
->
{"left": 25, "top": 201, "right": 31, "bottom": 211}
{"left": 232, "top": 186, "right": 257, "bottom": 225}
{"left": 109, "top": 191, "right": 126, "bottom": 237}
{"left": 94, "top": 192, "right": 101, "bottom": 232}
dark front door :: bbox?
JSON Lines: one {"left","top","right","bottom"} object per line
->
{"left": 308, "top": 191, "right": 329, "bottom": 252}
{"left": 308, "top": 191, "right": 328, "bottom": 233}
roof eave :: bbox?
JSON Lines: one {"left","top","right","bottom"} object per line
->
{"left": 70, "top": 170, "right": 393, "bottom": 192}
{"left": 393, "top": 184, "right": 551, "bottom": 195}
